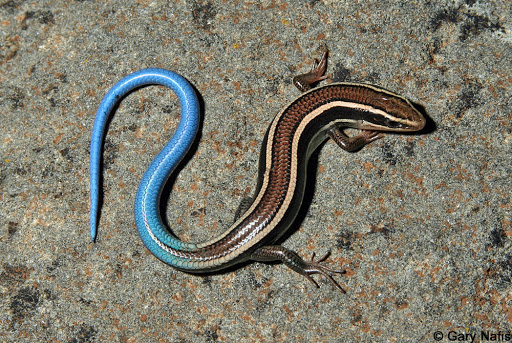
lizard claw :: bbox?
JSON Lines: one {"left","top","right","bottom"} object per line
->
{"left": 301, "top": 252, "right": 346, "bottom": 293}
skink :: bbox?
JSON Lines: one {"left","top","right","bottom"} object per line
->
{"left": 90, "top": 49, "right": 425, "bottom": 292}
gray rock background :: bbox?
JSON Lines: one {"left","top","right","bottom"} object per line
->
{"left": 1, "top": 0, "right": 511, "bottom": 342}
